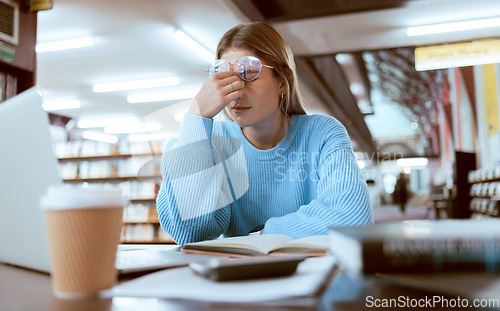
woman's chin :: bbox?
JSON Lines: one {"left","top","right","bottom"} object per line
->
{"left": 231, "top": 115, "right": 253, "bottom": 128}
{"left": 234, "top": 120, "right": 251, "bottom": 128}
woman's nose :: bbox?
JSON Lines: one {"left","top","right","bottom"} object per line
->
{"left": 228, "top": 63, "right": 239, "bottom": 73}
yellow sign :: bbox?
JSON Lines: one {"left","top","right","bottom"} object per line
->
{"left": 415, "top": 40, "right": 500, "bottom": 71}
{"left": 483, "top": 64, "right": 499, "bottom": 136}
{"left": 29, "top": 0, "right": 53, "bottom": 12}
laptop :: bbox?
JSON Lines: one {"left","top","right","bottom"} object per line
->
{"left": 0, "top": 88, "right": 217, "bottom": 275}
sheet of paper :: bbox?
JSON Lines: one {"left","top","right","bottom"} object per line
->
{"left": 108, "top": 256, "right": 336, "bottom": 303}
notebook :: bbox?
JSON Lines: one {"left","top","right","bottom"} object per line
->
{"left": 0, "top": 88, "right": 216, "bottom": 275}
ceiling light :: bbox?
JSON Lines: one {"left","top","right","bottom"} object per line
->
{"left": 407, "top": 17, "right": 500, "bottom": 37}
{"left": 104, "top": 123, "right": 162, "bottom": 134}
{"left": 82, "top": 131, "right": 118, "bottom": 144}
{"left": 77, "top": 116, "right": 139, "bottom": 128}
{"left": 42, "top": 99, "right": 81, "bottom": 111}
{"left": 92, "top": 77, "right": 180, "bottom": 93}
{"left": 335, "top": 53, "right": 352, "bottom": 64}
{"left": 36, "top": 36, "right": 94, "bottom": 53}
{"left": 174, "top": 30, "right": 214, "bottom": 63}
{"left": 127, "top": 89, "right": 199, "bottom": 103}
{"left": 349, "top": 83, "right": 364, "bottom": 95}
{"left": 396, "top": 158, "right": 428, "bottom": 167}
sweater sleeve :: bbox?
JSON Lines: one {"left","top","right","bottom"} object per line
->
{"left": 156, "top": 112, "right": 249, "bottom": 245}
{"left": 262, "top": 118, "right": 374, "bottom": 237}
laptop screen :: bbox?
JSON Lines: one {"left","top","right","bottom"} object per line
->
{"left": 0, "top": 88, "right": 61, "bottom": 273}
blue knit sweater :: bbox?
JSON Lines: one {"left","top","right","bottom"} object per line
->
{"left": 156, "top": 112, "right": 373, "bottom": 245}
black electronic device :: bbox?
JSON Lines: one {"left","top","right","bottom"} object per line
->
{"left": 189, "top": 255, "right": 306, "bottom": 281}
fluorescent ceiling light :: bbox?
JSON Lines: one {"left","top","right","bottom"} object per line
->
{"left": 82, "top": 131, "right": 118, "bottom": 144}
{"left": 92, "top": 77, "right": 180, "bottom": 93}
{"left": 407, "top": 17, "right": 500, "bottom": 36}
{"left": 349, "top": 83, "right": 364, "bottom": 95}
{"left": 127, "top": 89, "right": 199, "bottom": 103}
{"left": 77, "top": 116, "right": 139, "bottom": 128}
{"left": 42, "top": 99, "right": 81, "bottom": 111}
{"left": 335, "top": 53, "right": 352, "bottom": 64}
{"left": 36, "top": 37, "right": 94, "bottom": 53}
{"left": 128, "top": 133, "right": 176, "bottom": 142}
{"left": 174, "top": 30, "right": 214, "bottom": 63}
{"left": 396, "top": 158, "right": 428, "bottom": 167}
{"left": 104, "top": 123, "right": 162, "bottom": 134}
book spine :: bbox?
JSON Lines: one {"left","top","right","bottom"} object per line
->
{"left": 362, "top": 238, "right": 500, "bottom": 274}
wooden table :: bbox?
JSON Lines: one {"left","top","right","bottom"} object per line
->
{"left": 2, "top": 258, "right": 499, "bottom": 311}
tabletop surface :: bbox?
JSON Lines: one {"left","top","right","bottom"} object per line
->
{"left": 2, "top": 248, "right": 500, "bottom": 311}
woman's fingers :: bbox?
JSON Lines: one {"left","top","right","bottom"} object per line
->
{"left": 189, "top": 71, "right": 245, "bottom": 118}
{"left": 224, "top": 89, "right": 244, "bottom": 103}
{"left": 225, "top": 80, "right": 245, "bottom": 94}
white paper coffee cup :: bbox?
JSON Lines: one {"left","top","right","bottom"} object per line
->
{"left": 41, "top": 185, "right": 127, "bottom": 299}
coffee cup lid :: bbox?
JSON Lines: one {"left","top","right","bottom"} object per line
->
{"left": 40, "top": 184, "right": 128, "bottom": 210}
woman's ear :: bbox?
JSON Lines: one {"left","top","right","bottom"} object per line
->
{"left": 279, "top": 78, "right": 286, "bottom": 94}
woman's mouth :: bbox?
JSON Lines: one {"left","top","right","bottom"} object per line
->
{"left": 232, "top": 106, "right": 251, "bottom": 113}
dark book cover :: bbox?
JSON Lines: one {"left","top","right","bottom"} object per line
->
{"left": 329, "top": 219, "right": 500, "bottom": 274}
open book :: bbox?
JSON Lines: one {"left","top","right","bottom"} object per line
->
{"left": 181, "top": 234, "right": 331, "bottom": 257}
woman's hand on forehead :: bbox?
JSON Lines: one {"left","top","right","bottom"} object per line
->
{"left": 189, "top": 70, "right": 245, "bottom": 119}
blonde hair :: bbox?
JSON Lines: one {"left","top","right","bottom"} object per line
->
{"left": 216, "top": 22, "right": 306, "bottom": 117}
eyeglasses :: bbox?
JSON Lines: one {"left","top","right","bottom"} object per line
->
{"left": 207, "top": 56, "right": 273, "bottom": 81}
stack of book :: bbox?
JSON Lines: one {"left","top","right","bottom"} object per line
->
{"left": 328, "top": 219, "right": 500, "bottom": 274}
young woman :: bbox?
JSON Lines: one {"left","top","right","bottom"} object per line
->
{"left": 156, "top": 22, "right": 373, "bottom": 245}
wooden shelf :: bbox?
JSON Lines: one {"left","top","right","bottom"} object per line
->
{"left": 470, "top": 209, "right": 499, "bottom": 217}
{"left": 58, "top": 153, "right": 162, "bottom": 161}
{"left": 57, "top": 144, "right": 165, "bottom": 244}
{"left": 63, "top": 174, "right": 161, "bottom": 182}
{"left": 0, "top": 0, "right": 37, "bottom": 97}
{"left": 0, "top": 60, "right": 32, "bottom": 75}
{"left": 130, "top": 198, "right": 157, "bottom": 203}
{"left": 123, "top": 220, "right": 160, "bottom": 224}
{"left": 469, "top": 177, "right": 500, "bottom": 183}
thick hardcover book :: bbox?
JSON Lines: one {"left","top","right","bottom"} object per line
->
{"left": 328, "top": 219, "right": 500, "bottom": 274}
{"left": 181, "top": 234, "right": 330, "bottom": 257}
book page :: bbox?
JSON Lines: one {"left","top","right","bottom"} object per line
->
{"left": 182, "top": 234, "right": 294, "bottom": 255}
{"left": 271, "top": 235, "right": 331, "bottom": 253}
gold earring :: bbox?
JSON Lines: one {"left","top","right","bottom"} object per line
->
{"left": 280, "top": 93, "right": 284, "bottom": 102}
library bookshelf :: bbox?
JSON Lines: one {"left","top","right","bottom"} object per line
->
{"left": 468, "top": 167, "right": 500, "bottom": 219}
{"left": 0, "top": 0, "right": 37, "bottom": 102}
{"left": 57, "top": 141, "right": 175, "bottom": 244}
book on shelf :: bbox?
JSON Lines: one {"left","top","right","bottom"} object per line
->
{"left": 0, "top": 72, "right": 17, "bottom": 103}
{"left": 123, "top": 204, "right": 159, "bottom": 223}
{"left": 121, "top": 223, "right": 155, "bottom": 242}
{"left": 328, "top": 219, "right": 500, "bottom": 274}
{"left": 181, "top": 234, "right": 331, "bottom": 257}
